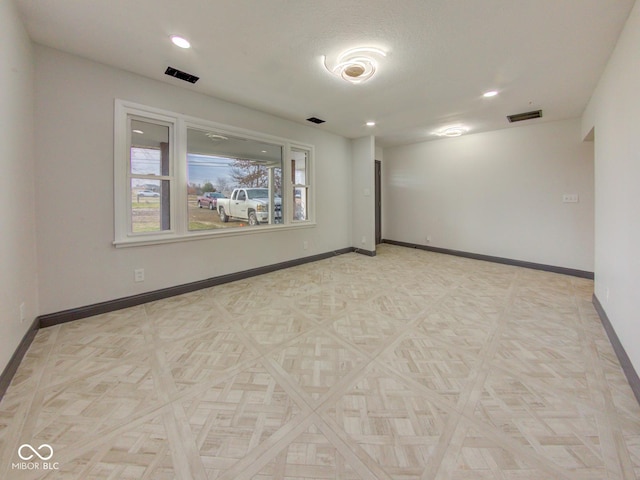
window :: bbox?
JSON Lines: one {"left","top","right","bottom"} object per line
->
{"left": 186, "top": 127, "right": 283, "bottom": 231}
{"left": 291, "top": 148, "right": 310, "bottom": 222}
{"left": 129, "top": 119, "right": 172, "bottom": 233}
{"left": 114, "top": 100, "right": 313, "bottom": 246}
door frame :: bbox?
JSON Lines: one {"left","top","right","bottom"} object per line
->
{"left": 375, "top": 160, "right": 382, "bottom": 244}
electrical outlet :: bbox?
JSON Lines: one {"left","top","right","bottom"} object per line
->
{"left": 426, "top": 236, "right": 431, "bottom": 243}
{"left": 134, "top": 268, "right": 145, "bottom": 282}
{"left": 303, "top": 241, "right": 308, "bottom": 250}
{"left": 361, "top": 236, "right": 366, "bottom": 244}
{"left": 19, "top": 302, "right": 25, "bottom": 323}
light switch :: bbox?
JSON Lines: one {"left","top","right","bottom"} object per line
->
{"left": 562, "top": 194, "right": 579, "bottom": 203}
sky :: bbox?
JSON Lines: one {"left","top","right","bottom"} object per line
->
{"left": 187, "top": 154, "right": 234, "bottom": 188}
{"left": 130, "top": 148, "right": 279, "bottom": 192}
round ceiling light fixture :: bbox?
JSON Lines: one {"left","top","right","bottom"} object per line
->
{"left": 483, "top": 90, "right": 498, "bottom": 97}
{"left": 205, "top": 132, "right": 228, "bottom": 141}
{"left": 323, "top": 47, "right": 387, "bottom": 84}
{"left": 170, "top": 35, "right": 191, "bottom": 49}
{"left": 435, "top": 125, "right": 469, "bottom": 137}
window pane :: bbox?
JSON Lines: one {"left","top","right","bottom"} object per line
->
{"left": 294, "top": 187, "right": 307, "bottom": 221}
{"left": 130, "top": 120, "right": 169, "bottom": 176}
{"left": 292, "top": 149, "right": 307, "bottom": 185}
{"left": 187, "top": 127, "right": 283, "bottom": 230}
{"left": 291, "top": 148, "right": 309, "bottom": 222}
{"left": 131, "top": 179, "right": 170, "bottom": 233}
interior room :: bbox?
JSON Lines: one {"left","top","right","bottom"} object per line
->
{"left": 1, "top": 0, "right": 639, "bottom": 478}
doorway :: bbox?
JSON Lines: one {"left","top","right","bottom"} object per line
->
{"left": 375, "top": 160, "right": 382, "bottom": 244}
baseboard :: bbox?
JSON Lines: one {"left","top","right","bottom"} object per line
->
{"left": 0, "top": 317, "right": 39, "bottom": 402}
{"left": 381, "top": 239, "right": 594, "bottom": 279}
{"left": 0, "top": 247, "right": 356, "bottom": 401}
{"left": 38, "top": 247, "right": 354, "bottom": 328}
{"left": 592, "top": 294, "right": 640, "bottom": 406}
{"left": 354, "top": 248, "right": 376, "bottom": 257}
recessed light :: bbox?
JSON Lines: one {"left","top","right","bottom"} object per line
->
{"left": 483, "top": 90, "right": 498, "bottom": 97}
{"left": 170, "top": 35, "right": 191, "bottom": 49}
{"left": 132, "top": 129, "right": 144, "bottom": 134}
{"left": 366, "top": 121, "right": 376, "bottom": 127}
{"left": 261, "top": 150, "right": 267, "bottom": 153}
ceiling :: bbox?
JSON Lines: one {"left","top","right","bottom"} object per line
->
{"left": 16, "top": 0, "right": 635, "bottom": 147}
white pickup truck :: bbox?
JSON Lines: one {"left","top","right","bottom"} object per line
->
{"left": 217, "top": 188, "right": 282, "bottom": 225}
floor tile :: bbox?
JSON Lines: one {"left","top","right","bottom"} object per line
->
{"left": 1, "top": 244, "right": 639, "bottom": 479}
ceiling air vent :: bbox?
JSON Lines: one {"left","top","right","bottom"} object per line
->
{"left": 306, "top": 117, "right": 326, "bottom": 124}
{"left": 164, "top": 66, "right": 199, "bottom": 84}
{"left": 507, "top": 110, "right": 542, "bottom": 123}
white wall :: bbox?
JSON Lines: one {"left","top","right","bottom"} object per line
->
{"left": 0, "top": 0, "right": 38, "bottom": 372}
{"left": 383, "top": 118, "right": 594, "bottom": 271}
{"left": 351, "top": 136, "right": 376, "bottom": 252}
{"left": 582, "top": 1, "right": 640, "bottom": 373}
{"left": 34, "top": 46, "right": 352, "bottom": 315}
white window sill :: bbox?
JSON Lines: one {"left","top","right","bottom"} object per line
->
{"left": 114, "top": 221, "right": 316, "bottom": 248}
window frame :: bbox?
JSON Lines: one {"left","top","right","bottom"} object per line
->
{"left": 114, "top": 100, "right": 315, "bottom": 247}
{"left": 127, "top": 115, "right": 175, "bottom": 236}
{"left": 290, "top": 146, "right": 312, "bottom": 223}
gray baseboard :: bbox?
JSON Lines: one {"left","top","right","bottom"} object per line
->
{"left": 0, "top": 317, "right": 39, "bottom": 402}
{"left": 592, "top": 294, "right": 640, "bottom": 406}
{"left": 0, "top": 247, "right": 354, "bottom": 401}
{"left": 381, "top": 239, "right": 594, "bottom": 279}
{"left": 38, "top": 247, "right": 355, "bottom": 328}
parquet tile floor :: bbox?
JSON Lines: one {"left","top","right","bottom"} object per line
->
{"left": 1, "top": 244, "right": 639, "bottom": 479}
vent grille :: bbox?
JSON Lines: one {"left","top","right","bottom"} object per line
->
{"left": 306, "top": 117, "right": 326, "bottom": 124}
{"left": 165, "top": 66, "right": 199, "bottom": 84}
{"left": 507, "top": 110, "right": 542, "bottom": 123}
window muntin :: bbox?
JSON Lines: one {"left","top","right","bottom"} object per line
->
{"left": 115, "top": 100, "right": 313, "bottom": 246}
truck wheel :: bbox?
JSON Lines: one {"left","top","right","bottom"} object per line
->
{"left": 198, "top": 201, "right": 202, "bottom": 208}
{"left": 209, "top": 202, "right": 214, "bottom": 210}
{"left": 219, "top": 207, "right": 229, "bottom": 223}
{"left": 248, "top": 211, "right": 259, "bottom": 226}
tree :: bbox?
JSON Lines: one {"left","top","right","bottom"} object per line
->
{"left": 230, "top": 159, "right": 281, "bottom": 191}
{"left": 216, "top": 178, "right": 231, "bottom": 197}
{"left": 202, "top": 181, "right": 216, "bottom": 193}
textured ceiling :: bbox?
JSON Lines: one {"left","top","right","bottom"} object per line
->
{"left": 16, "top": 0, "right": 635, "bottom": 146}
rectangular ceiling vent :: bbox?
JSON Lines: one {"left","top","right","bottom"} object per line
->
{"left": 164, "top": 66, "right": 199, "bottom": 84}
{"left": 507, "top": 110, "right": 542, "bottom": 123}
{"left": 306, "top": 117, "right": 326, "bottom": 124}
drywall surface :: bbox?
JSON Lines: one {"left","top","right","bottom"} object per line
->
{"left": 0, "top": 1, "right": 38, "bottom": 372}
{"left": 351, "top": 137, "right": 376, "bottom": 252}
{"left": 383, "top": 118, "right": 594, "bottom": 271}
{"left": 583, "top": 2, "right": 640, "bottom": 375}
{"left": 34, "top": 46, "right": 352, "bottom": 314}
